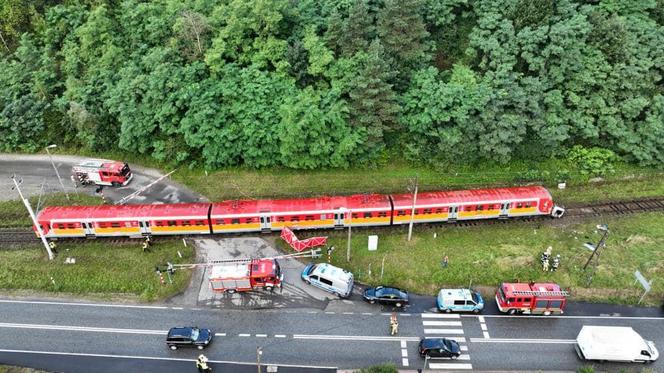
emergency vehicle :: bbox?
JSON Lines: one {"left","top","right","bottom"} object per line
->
{"left": 71, "top": 159, "right": 132, "bottom": 187}
{"left": 208, "top": 259, "right": 283, "bottom": 293}
{"left": 495, "top": 281, "right": 569, "bottom": 315}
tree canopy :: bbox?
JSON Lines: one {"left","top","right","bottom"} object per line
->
{"left": 1, "top": 0, "right": 663, "bottom": 169}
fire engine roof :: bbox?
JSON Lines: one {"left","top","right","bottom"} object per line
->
{"left": 391, "top": 186, "right": 552, "bottom": 209}
{"left": 209, "top": 263, "right": 250, "bottom": 280}
{"left": 250, "top": 259, "right": 276, "bottom": 277}
{"left": 501, "top": 282, "right": 564, "bottom": 296}
{"left": 75, "top": 159, "right": 126, "bottom": 171}
{"left": 37, "top": 203, "right": 210, "bottom": 222}
{"left": 211, "top": 194, "right": 391, "bottom": 216}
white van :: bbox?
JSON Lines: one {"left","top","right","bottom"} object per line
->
{"left": 575, "top": 326, "right": 658, "bottom": 363}
{"left": 301, "top": 263, "right": 354, "bottom": 298}
{"left": 436, "top": 288, "right": 484, "bottom": 313}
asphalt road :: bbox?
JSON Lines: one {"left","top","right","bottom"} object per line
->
{"left": 0, "top": 297, "right": 661, "bottom": 372}
{"left": 0, "top": 154, "right": 203, "bottom": 204}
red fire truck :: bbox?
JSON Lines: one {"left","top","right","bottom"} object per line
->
{"left": 495, "top": 281, "right": 569, "bottom": 315}
{"left": 208, "top": 259, "right": 283, "bottom": 293}
{"left": 71, "top": 159, "right": 133, "bottom": 187}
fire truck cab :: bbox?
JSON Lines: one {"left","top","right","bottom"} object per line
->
{"left": 72, "top": 159, "right": 132, "bottom": 187}
{"left": 209, "top": 259, "right": 283, "bottom": 293}
{"left": 495, "top": 282, "right": 568, "bottom": 315}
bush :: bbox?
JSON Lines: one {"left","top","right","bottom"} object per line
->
{"left": 567, "top": 146, "right": 618, "bottom": 177}
{"left": 358, "top": 363, "right": 398, "bottom": 373}
{"left": 577, "top": 366, "right": 595, "bottom": 373}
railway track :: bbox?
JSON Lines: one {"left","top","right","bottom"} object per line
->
{"left": 1, "top": 197, "right": 663, "bottom": 247}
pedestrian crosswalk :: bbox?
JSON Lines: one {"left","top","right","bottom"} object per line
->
{"left": 419, "top": 313, "right": 472, "bottom": 370}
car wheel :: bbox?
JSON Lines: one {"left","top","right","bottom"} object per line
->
{"left": 473, "top": 308, "right": 480, "bottom": 313}
{"left": 395, "top": 302, "right": 402, "bottom": 308}
{"left": 305, "top": 279, "right": 311, "bottom": 285}
{"left": 333, "top": 292, "right": 340, "bottom": 298}
{"left": 169, "top": 345, "right": 177, "bottom": 350}
{"left": 508, "top": 309, "right": 517, "bottom": 315}
{"left": 451, "top": 354, "right": 459, "bottom": 360}
{"left": 445, "top": 308, "right": 452, "bottom": 313}
{"left": 369, "top": 299, "right": 376, "bottom": 304}
{"left": 197, "top": 345, "right": 205, "bottom": 350}
{"left": 265, "top": 286, "right": 273, "bottom": 292}
{"left": 544, "top": 310, "right": 552, "bottom": 316}
{"left": 228, "top": 289, "right": 236, "bottom": 294}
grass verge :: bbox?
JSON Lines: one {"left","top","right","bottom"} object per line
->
{"left": 303, "top": 213, "right": 664, "bottom": 306}
{"left": 0, "top": 239, "right": 193, "bottom": 302}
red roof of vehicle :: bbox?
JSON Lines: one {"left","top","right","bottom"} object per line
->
{"left": 501, "top": 282, "right": 565, "bottom": 297}
{"left": 391, "top": 186, "right": 552, "bottom": 208}
{"left": 37, "top": 203, "right": 209, "bottom": 222}
{"left": 250, "top": 259, "right": 276, "bottom": 277}
{"left": 211, "top": 194, "right": 391, "bottom": 216}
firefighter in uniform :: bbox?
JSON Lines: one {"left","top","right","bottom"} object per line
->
{"left": 48, "top": 241, "right": 57, "bottom": 254}
{"left": 142, "top": 235, "right": 152, "bottom": 253}
{"left": 196, "top": 354, "right": 211, "bottom": 372}
{"left": 389, "top": 313, "right": 399, "bottom": 336}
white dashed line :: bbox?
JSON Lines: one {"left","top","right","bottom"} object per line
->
{"left": 274, "top": 335, "right": 286, "bottom": 338}
{"left": 401, "top": 349, "right": 408, "bottom": 357}
{"left": 483, "top": 331, "right": 490, "bottom": 339}
{"left": 238, "top": 334, "right": 250, "bottom": 337}
{"left": 255, "top": 334, "right": 267, "bottom": 338}
{"left": 342, "top": 312, "right": 354, "bottom": 315}
{"left": 428, "top": 363, "right": 473, "bottom": 370}
{"left": 325, "top": 312, "right": 335, "bottom": 315}
{"left": 480, "top": 324, "right": 488, "bottom": 331}
{"left": 460, "top": 346, "right": 468, "bottom": 351}
{"left": 423, "top": 321, "right": 462, "bottom": 326}
{"left": 423, "top": 328, "right": 464, "bottom": 334}
{"left": 362, "top": 313, "right": 373, "bottom": 315}
{"left": 215, "top": 333, "right": 226, "bottom": 337}
{"left": 400, "top": 340, "right": 407, "bottom": 348}
{"left": 401, "top": 313, "right": 411, "bottom": 316}
{"left": 171, "top": 307, "right": 183, "bottom": 310}
{"left": 402, "top": 358, "right": 409, "bottom": 366}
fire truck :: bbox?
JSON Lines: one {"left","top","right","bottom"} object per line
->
{"left": 495, "top": 281, "right": 569, "bottom": 315}
{"left": 209, "top": 259, "right": 283, "bottom": 293}
{"left": 71, "top": 159, "right": 133, "bottom": 187}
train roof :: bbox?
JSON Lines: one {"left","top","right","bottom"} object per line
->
{"left": 210, "top": 194, "right": 391, "bottom": 216}
{"left": 37, "top": 203, "right": 210, "bottom": 222}
{"left": 391, "top": 186, "right": 552, "bottom": 209}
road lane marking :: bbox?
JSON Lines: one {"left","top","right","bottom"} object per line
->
{"left": 470, "top": 337, "right": 575, "bottom": 344}
{"left": 274, "top": 334, "right": 286, "bottom": 338}
{"left": 478, "top": 316, "right": 485, "bottom": 322}
{"left": 423, "top": 329, "right": 464, "bottom": 334}
{"left": 421, "top": 313, "right": 460, "bottom": 319}
{"left": 342, "top": 312, "right": 354, "bottom": 315}
{"left": 483, "top": 331, "right": 490, "bottom": 338}
{"left": 427, "top": 363, "right": 472, "bottom": 370}
{"left": 293, "top": 334, "right": 421, "bottom": 342}
{"left": 0, "top": 349, "right": 338, "bottom": 369}
{"left": 422, "top": 321, "right": 462, "bottom": 326}
{"left": 215, "top": 333, "right": 226, "bottom": 337}
{"left": 0, "top": 322, "right": 165, "bottom": 335}
{"left": 255, "top": 334, "right": 267, "bottom": 337}
{"left": 238, "top": 333, "right": 250, "bottom": 337}
{"left": 401, "top": 350, "right": 408, "bottom": 357}
{"left": 362, "top": 312, "right": 373, "bottom": 315}
{"left": 401, "top": 313, "right": 411, "bottom": 316}
{"left": 402, "top": 358, "right": 408, "bottom": 366}
{"left": 460, "top": 314, "right": 664, "bottom": 320}
{"left": 460, "top": 346, "right": 468, "bottom": 351}
{"left": 171, "top": 307, "right": 183, "bottom": 310}
{"left": 480, "top": 324, "right": 487, "bottom": 331}
{"left": 400, "top": 340, "right": 407, "bottom": 348}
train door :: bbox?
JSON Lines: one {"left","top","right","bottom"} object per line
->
{"left": 259, "top": 215, "right": 272, "bottom": 232}
{"left": 333, "top": 211, "right": 345, "bottom": 228}
{"left": 447, "top": 206, "right": 458, "bottom": 221}
{"left": 499, "top": 202, "right": 510, "bottom": 218}
{"left": 139, "top": 221, "right": 151, "bottom": 235}
{"left": 82, "top": 221, "right": 95, "bottom": 237}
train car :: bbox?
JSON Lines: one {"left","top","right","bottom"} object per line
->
{"left": 36, "top": 203, "right": 210, "bottom": 239}
{"left": 210, "top": 194, "right": 392, "bottom": 234}
{"left": 390, "top": 186, "right": 563, "bottom": 225}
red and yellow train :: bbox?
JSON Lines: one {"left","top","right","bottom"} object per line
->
{"left": 35, "top": 186, "right": 564, "bottom": 239}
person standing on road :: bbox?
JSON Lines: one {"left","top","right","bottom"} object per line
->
{"left": 196, "top": 354, "right": 211, "bottom": 372}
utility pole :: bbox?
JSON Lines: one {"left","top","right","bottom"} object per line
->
{"left": 256, "top": 346, "right": 262, "bottom": 373}
{"left": 45, "top": 144, "right": 69, "bottom": 200}
{"left": 583, "top": 224, "right": 609, "bottom": 270}
{"left": 11, "top": 175, "right": 55, "bottom": 260}
{"left": 346, "top": 208, "right": 352, "bottom": 262}
{"left": 407, "top": 177, "right": 418, "bottom": 242}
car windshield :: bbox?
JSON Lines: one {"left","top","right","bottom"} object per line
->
{"left": 308, "top": 264, "right": 318, "bottom": 275}
{"left": 443, "top": 339, "right": 454, "bottom": 350}
{"left": 472, "top": 292, "right": 481, "bottom": 303}
{"left": 190, "top": 328, "right": 199, "bottom": 341}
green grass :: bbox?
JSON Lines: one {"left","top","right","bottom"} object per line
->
{"left": 0, "top": 239, "right": 194, "bottom": 301}
{"left": 305, "top": 212, "right": 664, "bottom": 305}
{"left": 0, "top": 193, "right": 102, "bottom": 229}
{"left": 0, "top": 367, "right": 50, "bottom": 373}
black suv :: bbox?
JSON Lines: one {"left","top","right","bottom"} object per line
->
{"left": 363, "top": 286, "right": 409, "bottom": 308}
{"left": 166, "top": 327, "right": 213, "bottom": 350}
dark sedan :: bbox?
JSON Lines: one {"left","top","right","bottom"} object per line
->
{"left": 419, "top": 337, "right": 461, "bottom": 359}
{"left": 166, "top": 327, "right": 213, "bottom": 350}
{"left": 363, "top": 286, "right": 409, "bottom": 307}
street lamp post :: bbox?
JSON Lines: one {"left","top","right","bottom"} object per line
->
{"left": 45, "top": 144, "right": 69, "bottom": 201}
{"left": 256, "top": 346, "right": 262, "bottom": 373}
{"left": 11, "top": 175, "right": 55, "bottom": 260}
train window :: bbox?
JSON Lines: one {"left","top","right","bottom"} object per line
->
{"left": 305, "top": 215, "right": 315, "bottom": 221}
{"left": 231, "top": 219, "right": 240, "bottom": 224}
{"left": 423, "top": 209, "right": 432, "bottom": 214}
{"left": 397, "top": 210, "right": 406, "bottom": 216}
{"left": 290, "top": 216, "right": 300, "bottom": 222}
{"left": 111, "top": 222, "right": 121, "bottom": 228}
{"left": 517, "top": 202, "right": 523, "bottom": 208}
{"left": 155, "top": 221, "right": 163, "bottom": 227}
{"left": 352, "top": 213, "right": 359, "bottom": 219}
{"left": 125, "top": 222, "right": 132, "bottom": 227}
{"left": 477, "top": 205, "right": 483, "bottom": 211}
{"left": 277, "top": 217, "right": 285, "bottom": 222}
{"left": 196, "top": 220, "right": 205, "bottom": 226}
{"left": 182, "top": 221, "right": 191, "bottom": 226}
{"left": 214, "top": 219, "right": 224, "bottom": 225}
{"left": 320, "top": 214, "right": 327, "bottom": 220}
{"left": 378, "top": 211, "right": 387, "bottom": 217}
{"left": 363, "top": 212, "right": 372, "bottom": 218}
{"left": 435, "top": 208, "right": 444, "bottom": 214}
{"left": 168, "top": 221, "right": 177, "bottom": 226}
{"left": 465, "top": 206, "right": 474, "bottom": 212}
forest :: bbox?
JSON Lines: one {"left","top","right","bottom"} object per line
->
{"left": 1, "top": 0, "right": 663, "bottom": 169}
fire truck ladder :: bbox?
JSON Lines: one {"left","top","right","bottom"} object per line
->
{"left": 157, "top": 248, "right": 322, "bottom": 272}
{"left": 511, "top": 290, "right": 570, "bottom": 297}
